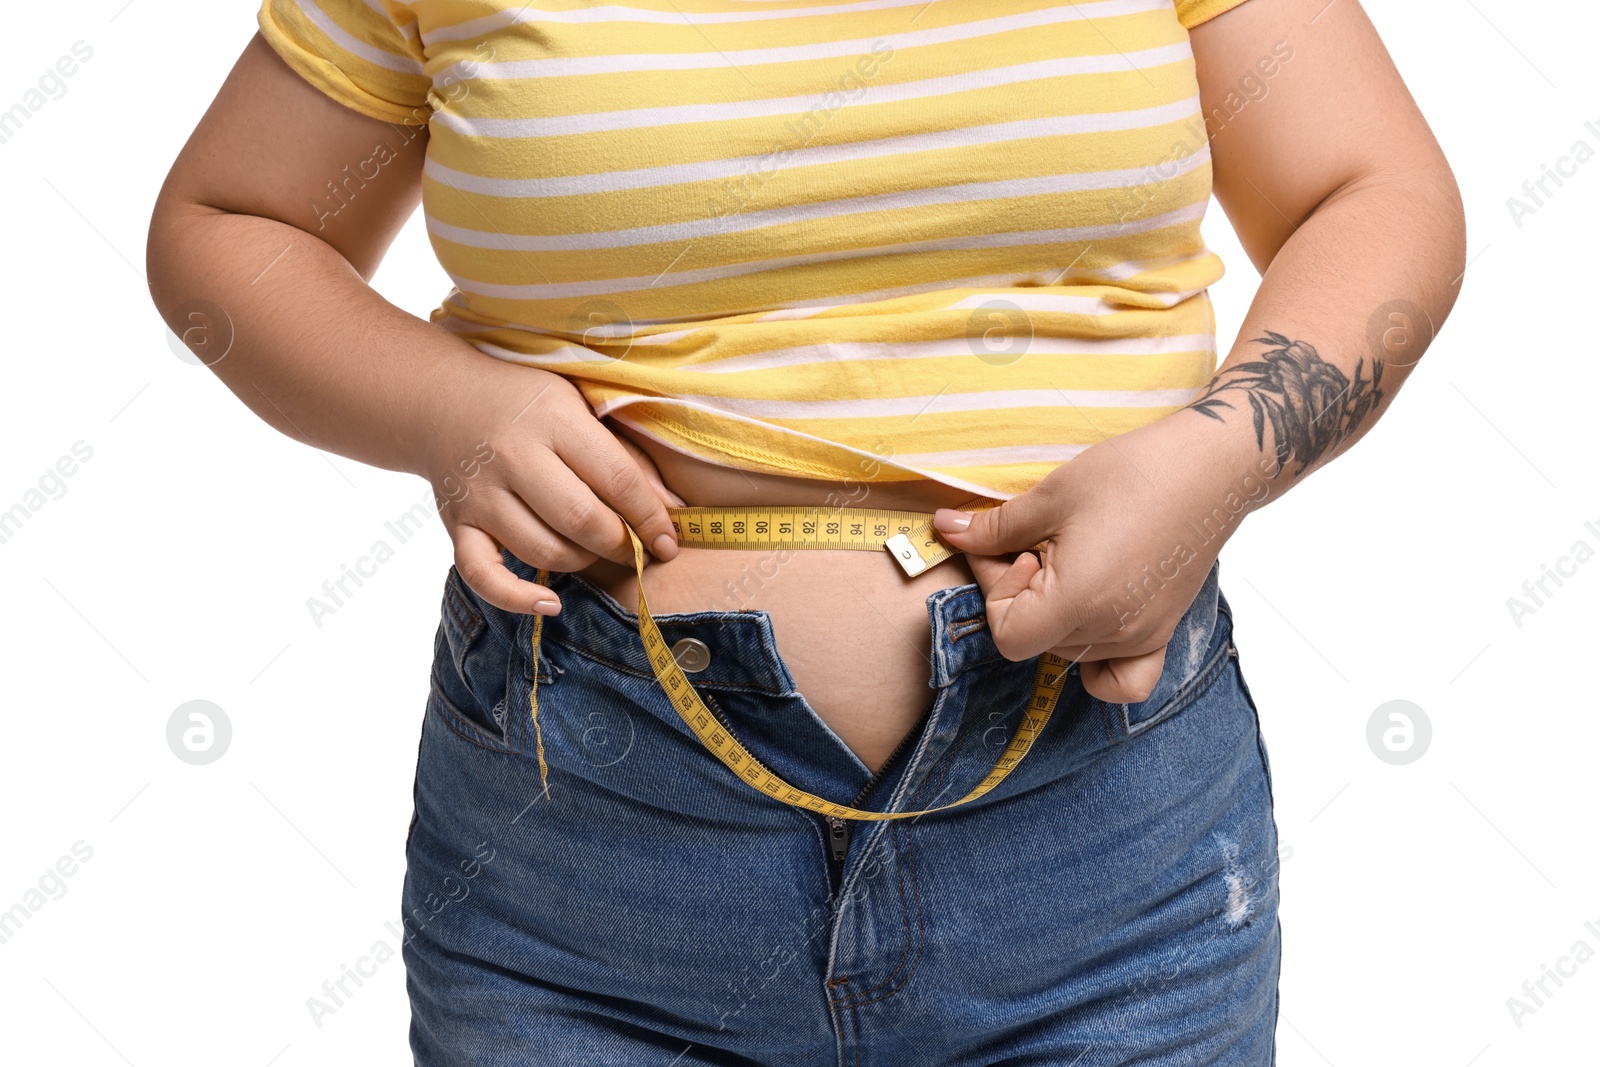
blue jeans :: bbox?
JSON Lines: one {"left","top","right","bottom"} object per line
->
{"left": 402, "top": 552, "right": 1281, "bottom": 1065}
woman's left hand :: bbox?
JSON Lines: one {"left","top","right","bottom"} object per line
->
{"left": 932, "top": 413, "right": 1271, "bottom": 704}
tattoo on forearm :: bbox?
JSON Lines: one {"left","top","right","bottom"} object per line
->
{"left": 1186, "top": 331, "right": 1385, "bottom": 478}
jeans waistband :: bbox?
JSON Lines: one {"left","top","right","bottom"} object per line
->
{"left": 503, "top": 550, "right": 1007, "bottom": 692}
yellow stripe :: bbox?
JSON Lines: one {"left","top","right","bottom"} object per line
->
{"left": 1175, "top": 0, "right": 1257, "bottom": 30}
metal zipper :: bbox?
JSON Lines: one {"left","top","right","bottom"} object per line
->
{"left": 825, "top": 816, "right": 850, "bottom": 866}
{"left": 701, "top": 689, "right": 736, "bottom": 733}
{"left": 822, "top": 705, "right": 930, "bottom": 887}
{"left": 705, "top": 685, "right": 927, "bottom": 892}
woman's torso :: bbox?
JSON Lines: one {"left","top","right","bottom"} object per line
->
{"left": 412, "top": 1, "right": 1221, "bottom": 770}
{"left": 267, "top": 0, "right": 1234, "bottom": 768}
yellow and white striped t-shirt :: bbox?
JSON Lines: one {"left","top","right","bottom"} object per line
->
{"left": 259, "top": 0, "right": 1253, "bottom": 499}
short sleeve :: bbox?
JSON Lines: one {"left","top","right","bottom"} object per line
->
{"left": 257, "top": 0, "right": 433, "bottom": 125}
{"left": 1174, "top": 0, "right": 1254, "bottom": 29}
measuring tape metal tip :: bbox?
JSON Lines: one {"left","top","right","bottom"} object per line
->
{"left": 883, "top": 533, "right": 929, "bottom": 576}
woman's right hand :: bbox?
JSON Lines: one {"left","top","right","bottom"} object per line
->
{"left": 417, "top": 357, "right": 683, "bottom": 615}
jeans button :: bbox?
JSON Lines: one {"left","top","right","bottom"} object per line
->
{"left": 671, "top": 637, "right": 711, "bottom": 673}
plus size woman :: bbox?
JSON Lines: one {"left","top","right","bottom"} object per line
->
{"left": 148, "top": 0, "right": 1464, "bottom": 1061}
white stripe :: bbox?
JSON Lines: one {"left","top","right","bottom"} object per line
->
{"left": 441, "top": 200, "right": 1210, "bottom": 301}
{"left": 469, "top": 340, "right": 625, "bottom": 364}
{"left": 751, "top": 307, "right": 840, "bottom": 323}
{"left": 437, "top": 313, "right": 706, "bottom": 348}
{"left": 889, "top": 444, "right": 1093, "bottom": 467}
{"left": 594, "top": 387, "right": 1198, "bottom": 421}
{"left": 426, "top": 147, "right": 1210, "bottom": 253}
{"left": 439, "top": 280, "right": 1120, "bottom": 336}
{"left": 941, "top": 280, "right": 1213, "bottom": 314}
{"left": 423, "top": 97, "right": 1201, "bottom": 199}
{"left": 429, "top": 45, "right": 1196, "bottom": 139}
{"left": 457, "top": 338, "right": 748, "bottom": 367}
{"left": 422, "top": 0, "right": 966, "bottom": 41}
{"left": 1058, "top": 253, "right": 1218, "bottom": 289}
{"left": 461, "top": 331, "right": 1212, "bottom": 372}
{"left": 745, "top": 257, "right": 1218, "bottom": 316}
{"left": 691, "top": 333, "right": 1216, "bottom": 374}
{"left": 934, "top": 265, "right": 1209, "bottom": 310}
{"left": 463, "top": 0, "right": 1169, "bottom": 78}
{"left": 761, "top": 277, "right": 1123, "bottom": 315}
{"left": 360, "top": 0, "right": 419, "bottom": 42}
{"left": 288, "top": 0, "right": 423, "bottom": 74}
{"left": 761, "top": 278, "right": 1203, "bottom": 315}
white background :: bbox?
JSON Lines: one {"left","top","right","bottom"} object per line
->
{"left": 1, "top": 1, "right": 1595, "bottom": 1064}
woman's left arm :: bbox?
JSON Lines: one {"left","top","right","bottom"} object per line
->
{"left": 934, "top": 0, "right": 1467, "bottom": 701}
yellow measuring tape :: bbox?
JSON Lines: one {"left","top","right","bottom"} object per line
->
{"left": 529, "top": 505, "right": 1069, "bottom": 821}
{"left": 664, "top": 505, "right": 958, "bottom": 577}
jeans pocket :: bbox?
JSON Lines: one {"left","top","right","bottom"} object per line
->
{"left": 429, "top": 564, "right": 529, "bottom": 754}
{"left": 1103, "top": 564, "right": 1228, "bottom": 741}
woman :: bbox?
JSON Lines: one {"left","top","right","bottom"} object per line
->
{"left": 148, "top": 0, "right": 1463, "bottom": 1061}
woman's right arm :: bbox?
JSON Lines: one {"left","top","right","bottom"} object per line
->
{"left": 146, "top": 34, "right": 680, "bottom": 614}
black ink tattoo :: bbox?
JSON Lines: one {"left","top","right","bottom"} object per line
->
{"left": 1187, "top": 331, "right": 1385, "bottom": 478}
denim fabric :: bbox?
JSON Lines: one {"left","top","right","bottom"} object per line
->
{"left": 402, "top": 552, "right": 1281, "bottom": 1066}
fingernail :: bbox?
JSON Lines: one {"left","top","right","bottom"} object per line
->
{"left": 534, "top": 599, "right": 560, "bottom": 615}
{"left": 932, "top": 508, "right": 972, "bottom": 533}
{"left": 652, "top": 533, "right": 678, "bottom": 558}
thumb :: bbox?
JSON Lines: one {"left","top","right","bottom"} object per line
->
{"left": 932, "top": 491, "right": 1056, "bottom": 556}
{"left": 1079, "top": 645, "right": 1168, "bottom": 704}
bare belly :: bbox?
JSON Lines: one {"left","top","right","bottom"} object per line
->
{"left": 576, "top": 421, "right": 984, "bottom": 775}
